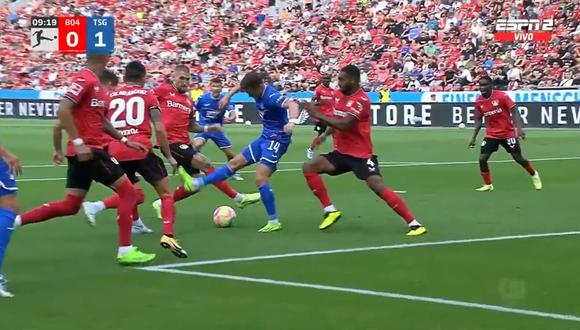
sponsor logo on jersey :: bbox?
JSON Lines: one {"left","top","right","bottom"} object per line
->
{"left": 90, "top": 99, "right": 106, "bottom": 107}
{"left": 483, "top": 108, "right": 503, "bottom": 117}
{"left": 166, "top": 100, "right": 191, "bottom": 112}
{"left": 68, "top": 82, "right": 83, "bottom": 96}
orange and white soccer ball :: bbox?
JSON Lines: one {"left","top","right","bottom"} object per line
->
{"left": 213, "top": 206, "right": 236, "bottom": 227}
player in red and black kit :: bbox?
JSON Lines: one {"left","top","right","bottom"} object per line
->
{"left": 302, "top": 65, "right": 427, "bottom": 236}
{"left": 81, "top": 61, "right": 188, "bottom": 258}
{"left": 306, "top": 75, "right": 335, "bottom": 160}
{"left": 14, "top": 54, "right": 156, "bottom": 265}
{"left": 469, "top": 76, "right": 542, "bottom": 191}
{"left": 150, "top": 65, "right": 260, "bottom": 216}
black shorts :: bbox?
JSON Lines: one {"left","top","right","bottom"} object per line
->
{"left": 314, "top": 122, "right": 328, "bottom": 135}
{"left": 170, "top": 143, "right": 201, "bottom": 175}
{"left": 120, "top": 151, "right": 167, "bottom": 184}
{"left": 322, "top": 151, "right": 381, "bottom": 180}
{"left": 481, "top": 137, "right": 521, "bottom": 154}
{"left": 66, "top": 149, "right": 125, "bottom": 190}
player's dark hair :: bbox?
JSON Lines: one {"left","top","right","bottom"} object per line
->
{"left": 175, "top": 64, "right": 190, "bottom": 74}
{"left": 479, "top": 75, "right": 493, "bottom": 84}
{"left": 240, "top": 71, "right": 263, "bottom": 90}
{"left": 340, "top": 65, "right": 360, "bottom": 83}
{"left": 210, "top": 77, "right": 223, "bottom": 84}
{"left": 124, "top": 60, "right": 146, "bottom": 82}
{"left": 100, "top": 69, "right": 119, "bottom": 86}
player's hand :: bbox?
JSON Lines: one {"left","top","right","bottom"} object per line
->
{"left": 3, "top": 152, "right": 22, "bottom": 176}
{"left": 517, "top": 128, "right": 526, "bottom": 140}
{"left": 218, "top": 97, "right": 231, "bottom": 110}
{"left": 468, "top": 137, "right": 476, "bottom": 149}
{"left": 126, "top": 140, "right": 147, "bottom": 152}
{"left": 53, "top": 151, "right": 64, "bottom": 166}
{"left": 284, "top": 122, "right": 295, "bottom": 134}
{"left": 74, "top": 144, "right": 93, "bottom": 161}
{"left": 167, "top": 156, "right": 178, "bottom": 174}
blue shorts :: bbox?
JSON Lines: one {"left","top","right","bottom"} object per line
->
{"left": 241, "top": 137, "right": 290, "bottom": 171}
{"left": 0, "top": 159, "right": 17, "bottom": 197}
{"left": 194, "top": 132, "right": 232, "bottom": 149}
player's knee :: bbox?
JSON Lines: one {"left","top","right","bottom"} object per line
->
{"left": 366, "top": 177, "right": 385, "bottom": 195}
{"left": 255, "top": 175, "right": 268, "bottom": 187}
{"left": 302, "top": 162, "right": 314, "bottom": 173}
{"left": 0, "top": 195, "right": 20, "bottom": 213}
{"left": 227, "top": 158, "right": 245, "bottom": 171}
{"left": 64, "top": 194, "right": 83, "bottom": 214}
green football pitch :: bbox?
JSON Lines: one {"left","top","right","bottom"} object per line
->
{"left": 2, "top": 119, "right": 580, "bottom": 330}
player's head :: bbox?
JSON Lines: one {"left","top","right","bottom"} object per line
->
{"left": 210, "top": 77, "right": 223, "bottom": 98}
{"left": 173, "top": 65, "right": 191, "bottom": 94}
{"left": 99, "top": 69, "right": 119, "bottom": 90}
{"left": 478, "top": 75, "right": 494, "bottom": 98}
{"left": 322, "top": 75, "right": 331, "bottom": 87}
{"left": 338, "top": 65, "right": 360, "bottom": 95}
{"left": 87, "top": 54, "right": 111, "bottom": 74}
{"left": 240, "top": 71, "right": 265, "bottom": 99}
{"left": 124, "top": 60, "right": 147, "bottom": 86}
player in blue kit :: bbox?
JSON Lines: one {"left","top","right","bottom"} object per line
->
{"left": 193, "top": 78, "right": 244, "bottom": 181}
{"left": 179, "top": 72, "right": 300, "bottom": 232}
{"left": 0, "top": 142, "right": 22, "bottom": 298}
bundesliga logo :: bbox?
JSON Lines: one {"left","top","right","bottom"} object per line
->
{"left": 494, "top": 18, "right": 553, "bottom": 42}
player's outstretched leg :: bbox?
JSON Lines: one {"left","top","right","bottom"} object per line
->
{"left": 223, "top": 147, "right": 244, "bottom": 181}
{"left": 476, "top": 153, "right": 494, "bottom": 192}
{"left": 255, "top": 164, "right": 282, "bottom": 233}
{"left": 0, "top": 193, "right": 18, "bottom": 298}
{"left": 366, "top": 175, "right": 426, "bottom": 236}
{"left": 302, "top": 156, "right": 341, "bottom": 230}
{"left": 15, "top": 191, "right": 85, "bottom": 227}
{"left": 112, "top": 177, "right": 155, "bottom": 265}
{"left": 82, "top": 187, "right": 151, "bottom": 233}
{"left": 152, "top": 177, "right": 187, "bottom": 259}
{"left": 511, "top": 152, "right": 542, "bottom": 190}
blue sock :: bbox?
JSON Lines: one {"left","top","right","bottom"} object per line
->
{"left": 199, "top": 166, "right": 235, "bottom": 187}
{"left": 0, "top": 207, "right": 16, "bottom": 276}
{"left": 259, "top": 183, "right": 278, "bottom": 221}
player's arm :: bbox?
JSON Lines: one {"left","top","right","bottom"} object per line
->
{"left": 219, "top": 85, "right": 241, "bottom": 110}
{"left": 102, "top": 118, "right": 147, "bottom": 152}
{"left": 52, "top": 121, "right": 64, "bottom": 165}
{"left": 283, "top": 99, "right": 300, "bottom": 134}
{"left": 150, "top": 106, "right": 177, "bottom": 172}
{"left": 469, "top": 109, "right": 483, "bottom": 148}
{"left": 0, "top": 142, "right": 22, "bottom": 176}
{"left": 188, "top": 111, "right": 223, "bottom": 133}
{"left": 307, "top": 102, "right": 357, "bottom": 131}
{"left": 507, "top": 97, "right": 525, "bottom": 139}
{"left": 225, "top": 105, "right": 237, "bottom": 123}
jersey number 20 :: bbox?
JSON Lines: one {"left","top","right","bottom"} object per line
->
{"left": 109, "top": 97, "right": 145, "bottom": 128}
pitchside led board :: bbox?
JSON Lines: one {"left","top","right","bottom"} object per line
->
{"left": 30, "top": 16, "right": 114, "bottom": 54}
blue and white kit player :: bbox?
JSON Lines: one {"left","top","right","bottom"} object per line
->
{"left": 179, "top": 72, "right": 300, "bottom": 232}
{"left": 193, "top": 77, "right": 244, "bottom": 181}
{"left": 0, "top": 142, "right": 22, "bottom": 298}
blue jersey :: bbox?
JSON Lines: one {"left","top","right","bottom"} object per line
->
{"left": 0, "top": 158, "right": 17, "bottom": 197}
{"left": 254, "top": 85, "right": 290, "bottom": 143}
{"left": 195, "top": 92, "right": 233, "bottom": 126}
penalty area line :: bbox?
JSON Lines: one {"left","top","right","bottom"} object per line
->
{"left": 140, "top": 268, "right": 580, "bottom": 323}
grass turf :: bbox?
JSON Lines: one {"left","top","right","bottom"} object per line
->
{"left": 1, "top": 119, "right": 579, "bottom": 330}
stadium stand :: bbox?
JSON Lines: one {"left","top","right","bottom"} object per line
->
{"left": 0, "top": 0, "right": 578, "bottom": 92}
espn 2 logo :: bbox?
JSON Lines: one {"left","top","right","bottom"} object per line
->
{"left": 494, "top": 19, "right": 553, "bottom": 42}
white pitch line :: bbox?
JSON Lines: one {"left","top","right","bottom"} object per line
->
{"left": 141, "top": 268, "right": 580, "bottom": 323}
{"left": 140, "top": 230, "right": 580, "bottom": 270}
{"left": 14, "top": 156, "right": 580, "bottom": 183}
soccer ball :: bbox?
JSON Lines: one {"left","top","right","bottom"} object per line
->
{"left": 458, "top": 123, "right": 466, "bottom": 129}
{"left": 213, "top": 206, "right": 236, "bottom": 228}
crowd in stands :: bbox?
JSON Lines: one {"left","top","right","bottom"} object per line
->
{"left": 0, "top": 0, "right": 579, "bottom": 93}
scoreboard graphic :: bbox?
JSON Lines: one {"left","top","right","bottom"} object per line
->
{"left": 30, "top": 16, "right": 115, "bottom": 54}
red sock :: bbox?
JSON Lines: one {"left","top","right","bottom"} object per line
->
{"left": 481, "top": 171, "right": 492, "bottom": 185}
{"left": 103, "top": 194, "right": 120, "bottom": 209}
{"left": 380, "top": 188, "right": 415, "bottom": 224}
{"left": 115, "top": 179, "right": 136, "bottom": 247}
{"left": 304, "top": 172, "right": 332, "bottom": 208}
{"left": 310, "top": 136, "right": 320, "bottom": 150}
{"left": 205, "top": 167, "right": 238, "bottom": 199}
{"left": 132, "top": 206, "right": 140, "bottom": 222}
{"left": 524, "top": 162, "right": 536, "bottom": 176}
{"left": 21, "top": 194, "right": 83, "bottom": 225}
{"left": 173, "top": 186, "right": 196, "bottom": 202}
{"left": 161, "top": 194, "right": 176, "bottom": 236}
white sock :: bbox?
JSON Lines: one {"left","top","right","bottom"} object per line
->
{"left": 13, "top": 215, "right": 21, "bottom": 227}
{"left": 233, "top": 193, "right": 244, "bottom": 203}
{"left": 268, "top": 219, "right": 279, "bottom": 224}
{"left": 409, "top": 219, "right": 421, "bottom": 227}
{"left": 324, "top": 205, "right": 337, "bottom": 213}
{"left": 95, "top": 201, "right": 106, "bottom": 212}
{"left": 117, "top": 245, "right": 133, "bottom": 256}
